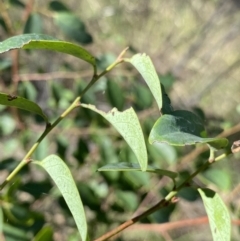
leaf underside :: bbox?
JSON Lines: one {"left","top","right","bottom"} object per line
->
{"left": 34, "top": 155, "right": 88, "bottom": 241}
{"left": 126, "top": 53, "right": 162, "bottom": 110}
{"left": 81, "top": 104, "right": 148, "bottom": 171}
{"left": 198, "top": 188, "right": 231, "bottom": 241}
{"left": 98, "top": 162, "right": 178, "bottom": 179}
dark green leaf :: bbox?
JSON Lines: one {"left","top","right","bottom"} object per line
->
{"left": 134, "top": 84, "right": 153, "bottom": 109}
{"left": 0, "top": 92, "right": 48, "bottom": 122}
{"left": 9, "top": 0, "right": 25, "bottom": 8}
{"left": 0, "top": 34, "right": 96, "bottom": 67}
{"left": 161, "top": 83, "right": 173, "bottom": 114}
{"left": 98, "top": 162, "right": 178, "bottom": 179}
{"left": 149, "top": 110, "right": 228, "bottom": 149}
{"left": 53, "top": 12, "right": 93, "bottom": 44}
{"left": 0, "top": 17, "right": 7, "bottom": 33}
{"left": 34, "top": 155, "right": 88, "bottom": 241}
{"left": 73, "top": 138, "right": 89, "bottom": 164}
{"left": 198, "top": 188, "right": 231, "bottom": 241}
{"left": 106, "top": 79, "right": 124, "bottom": 111}
{"left": 178, "top": 187, "right": 199, "bottom": 201}
{"left": 23, "top": 13, "right": 42, "bottom": 34}
{"left": 49, "top": 0, "right": 69, "bottom": 12}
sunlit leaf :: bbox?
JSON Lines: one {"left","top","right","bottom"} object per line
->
{"left": 34, "top": 155, "right": 88, "bottom": 241}
{"left": 149, "top": 110, "right": 228, "bottom": 149}
{"left": 98, "top": 162, "right": 177, "bottom": 179}
{"left": 125, "top": 53, "right": 162, "bottom": 110}
{"left": 0, "top": 34, "right": 96, "bottom": 67}
{"left": 0, "top": 92, "right": 48, "bottom": 122}
{"left": 81, "top": 104, "right": 148, "bottom": 171}
{"left": 198, "top": 188, "right": 231, "bottom": 241}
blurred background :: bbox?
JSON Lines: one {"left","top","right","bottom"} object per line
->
{"left": 0, "top": 0, "right": 240, "bottom": 240}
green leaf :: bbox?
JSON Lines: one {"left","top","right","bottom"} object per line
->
{"left": 53, "top": 12, "right": 93, "bottom": 44}
{"left": 106, "top": 79, "right": 124, "bottom": 111}
{"left": 0, "top": 92, "right": 48, "bottom": 122}
{"left": 98, "top": 162, "right": 177, "bottom": 179}
{"left": 0, "top": 206, "right": 3, "bottom": 233}
{"left": 49, "top": 0, "right": 69, "bottom": 12}
{"left": 115, "top": 190, "right": 138, "bottom": 211}
{"left": 3, "top": 223, "right": 30, "bottom": 241}
{"left": 9, "top": 0, "right": 25, "bottom": 8}
{"left": 161, "top": 83, "right": 173, "bottom": 114}
{"left": 149, "top": 110, "right": 228, "bottom": 149}
{"left": 134, "top": 84, "right": 153, "bottom": 109}
{"left": 198, "top": 188, "right": 231, "bottom": 241}
{"left": 0, "top": 34, "right": 96, "bottom": 67}
{"left": 34, "top": 155, "right": 88, "bottom": 241}
{"left": 33, "top": 226, "right": 53, "bottom": 241}
{"left": 125, "top": 53, "right": 162, "bottom": 110}
{"left": 81, "top": 104, "right": 148, "bottom": 171}
{"left": 202, "top": 168, "right": 231, "bottom": 191}
{"left": 23, "top": 13, "right": 42, "bottom": 34}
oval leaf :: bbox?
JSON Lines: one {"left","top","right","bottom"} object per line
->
{"left": 81, "top": 104, "right": 148, "bottom": 171}
{"left": 98, "top": 162, "right": 177, "bottom": 179}
{"left": 198, "top": 188, "right": 231, "bottom": 241}
{"left": 34, "top": 155, "right": 88, "bottom": 241}
{"left": 0, "top": 34, "right": 96, "bottom": 67}
{"left": 125, "top": 53, "right": 162, "bottom": 110}
{"left": 149, "top": 110, "right": 228, "bottom": 149}
{"left": 0, "top": 92, "right": 48, "bottom": 122}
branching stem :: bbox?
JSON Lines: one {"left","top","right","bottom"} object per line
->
{"left": 0, "top": 48, "right": 127, "bottom": 191}
{"left": 94, "top": 151, "right": 230, "bottom": 241}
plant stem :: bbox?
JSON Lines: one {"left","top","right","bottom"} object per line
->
{"left": 94, "top": 151, "right": 230, "bottom": 241}
{"left": 0, "top": 97, "right": 80, "bottom": 191}
{"left": 0, "top": 48, "right": 128, "bottom": 191}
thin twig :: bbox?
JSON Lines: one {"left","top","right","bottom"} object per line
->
{"left": 127, "top": 216, "right": 240, "bottom": 233}
{"left": 177, "top": 122, "right": 240, "bottom": 170}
